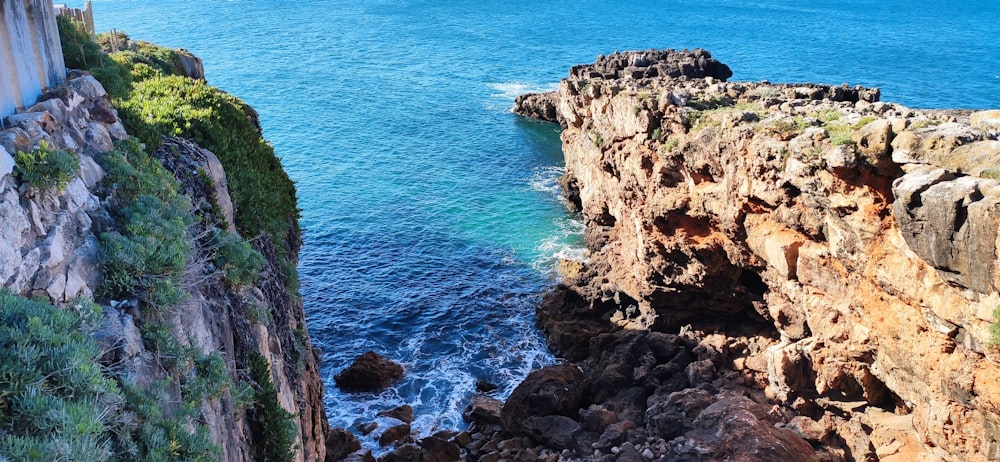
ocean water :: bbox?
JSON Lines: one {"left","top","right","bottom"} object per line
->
{"left": 77, "top": 0, "right": 999, "bottom": 444}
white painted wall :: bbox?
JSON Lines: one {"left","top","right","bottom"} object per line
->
{"left": 1, "top": 0, "right": 66, "bottom": 120}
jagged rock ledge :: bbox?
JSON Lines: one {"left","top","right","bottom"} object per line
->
{"left": 504, "top": 49, "right": 1000, "bottom": 462}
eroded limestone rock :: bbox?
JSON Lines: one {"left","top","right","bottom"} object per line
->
{"left": 517, "top": 49, "right": 1000, "bottom": 461}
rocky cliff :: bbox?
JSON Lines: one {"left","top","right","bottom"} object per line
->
{"left": 511, "top": 49, "right": 1000, "bottom": 461}
{"left": 1, "top": 67, "right": 330, "bottom": 461}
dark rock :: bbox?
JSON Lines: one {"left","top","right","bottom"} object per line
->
{"left": 176, "top": 50, "right": 205, "bottom": 81}
{"left": 344, "top": 450, "right": 376, "bottom": 462}
{"left": 431, "top": 430, "right": 458, "bottom": 441}
{"left": 522, "top": 415, "right": 581, "bottom": 449}
{"left": 501, "top": 364, "right": 589, "bottom": 432}
{"left": 514, "top": 92, "right": 561, "bottom": 123}
{"left": 452, "top": 432, "right": 473, "bottom": 448}
{"left": 601, "top": 387, "right": 648, "bottom": 425}
{"left": 358, "top": 422, "right": 378, "bottom": 435}
{"left": 579, "top": 404, "right": 617, "bottom": 432}
{"left": 646, "top": 388, "right": 715, "bottom": 440}
{"left": 463, "top": 394, "right": 503, "bottom": 426}
{"left": 378, "top": 404, "right": 414, "bottom": 424}
{"left": 594, "top": 420, "right": 635, "bottom": 451}
{"left": 684, "top": 359, "right": 716, "bottom": 385}
{"left": 646, "top": 332, "right": 683, "bottom": 362}
{"left": 379, "top": 423, "right": 411, "bottom": 447}
{"left": 326, "top": 428, "right": 362, "bottom": 462}
{"left": 476, "top": 380, "right": 499, "bottom": 393}
{"left": 666, "top": 392, "right": 815, "bottom": 461}
{"left": 420, "top": 436, "right": 461, "bottom": 462}
{"left": 89, "top": 98, "right": 118, "bottom": 124}
{"left": 335, "top": 351, "right": 404, "bottom": 392}
{"left": 568, "top": 49, "right": 732, "bottom": 82}
{"left": 513, "top": 447, "right": 538, "bottom": 462}
{"left": 615, "top": 447, "right": 644, "bottom": 462}
{"left": 380, "top": 444, "right": 421, "bottom": 462}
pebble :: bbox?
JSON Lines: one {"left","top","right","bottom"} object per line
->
{"left": 642, "top": 448, "right": 655, "bottom": 460}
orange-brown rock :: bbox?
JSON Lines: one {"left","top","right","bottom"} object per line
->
{"left": 527, "top": 49, "right": 1000, "bottom": 461}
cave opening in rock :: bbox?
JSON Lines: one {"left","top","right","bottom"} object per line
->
{"left": 739, "top": 269, "right": 770, "bottom": 296}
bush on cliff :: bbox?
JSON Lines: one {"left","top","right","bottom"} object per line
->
{"left": 0, "top": 292, "right": 119, "bottom": 462}
{"left": 97, "top": 139, "right": 193, "bottom": 309}
{"left": 58, "top": 16, "right": 132, "bottom": 98}
{"left": 114, "top": 75, "right": 300, "bottom": 262}
{"left": 248, "top": 353, "right": 298, "bottom": 462}
{"left": 57, "top": 18, "right": 301, "bottom": 291}
{"left": 13, "top": 141, "right": 80, "bottom": 191}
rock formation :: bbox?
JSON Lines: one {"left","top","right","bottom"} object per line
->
{"left": 335, "top": 351, "right": 405, "bottom": 392}
{"left": 511, "top": 49, "right": 1000, "bottom": 461}
{"left": 1, "top": 72, "right": 331, "bottom": 460}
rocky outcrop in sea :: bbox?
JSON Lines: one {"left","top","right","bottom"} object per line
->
{"left": 498, "top": 49, "right": 1000, "bottom": 461}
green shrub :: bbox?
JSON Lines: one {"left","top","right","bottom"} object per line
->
{"left": 813, "top": 109, "right": 843, "bottom": 122}
{"left": 767, "top": 116, "right": 809, "bottom": 140}
{"left": 112, "top": 380, "right": 220, "bottom": 462}
{"left": 991, "top": 309, "right": 1000, "bottom": 346}
{"left": 57, "top": 16, "right": 103, "bottom": 70}
{"left": 981, "top": 168, "right": 1000, "bottom": 180}
{"left": 246, "top": 299, "right": 272, "bottom": 325}
{"left": 0, "top": 291, "right": 120, "bottom": 462}
{"left": 248, "top": 354, "right": 297, "bottom": 462}
{"left": 97, "top": 140, "right": 193, "bottom": 309}
{"left": 14, "top": 141, "right": 80, "bottom": 191}
{"left": 689, "top": 94, "right": 732, "bottom": 110}
{"left": 58, "top": 17, "right": 132, "bottom": 99}
{"left": 115, "top": 75, "right": 300, "bottom": 258}
{"left": 211, "top": 229, "right": 266, "bottom": 287}
{"left": 651, "top": 127, "right": 662, "bottom": 142}
{"left": 851, "top": 116, "right": 877, "bottom": 130}
{"left": 57, "top": 22, "right": 302, "bottom": 294}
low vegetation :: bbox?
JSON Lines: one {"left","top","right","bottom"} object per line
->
{"left": 824, "top": 115, "right": 877, "bottom": 147}
{"left": 0, "top": 292, "right": 229, "bottom": 461}
{"left": 991, "top": 308, "right": 1000, "bottom": 347}
{"left": 766, "top": 116, "right": 810, "bottom": 140}
{"left": 97, "top": 139, "right": 193, "bottom": 309}
{"left": 248, "top": 354, "right": 298, "bottom": 462}
{"left": 0, "top": 292, "right": 117, "bottom": 461}
{"left": 14, "top": 141, "right": 79, "bottom": 191}
{"left": 49, "top": 18, "right": 300, "bottom": 460}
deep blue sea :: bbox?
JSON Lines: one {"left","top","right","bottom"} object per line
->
{"left": 75, "top": 0, "right": 999, "bottom": 445}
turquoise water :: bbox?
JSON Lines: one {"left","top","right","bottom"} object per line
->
{"left": 80, "top": 0, "right": 999, "bottom": 441}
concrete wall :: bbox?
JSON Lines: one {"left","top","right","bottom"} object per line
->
{"left": 1, "top": 0, "right": 67, "bottom": 120}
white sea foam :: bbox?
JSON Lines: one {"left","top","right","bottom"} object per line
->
{"left": 489, "top": 81, "right": 559, "bottom": 101}
{"left": 485, "top": 81, "right": 559, "bottom": 112}
{"left": 528, "top": 165, "right": 588, "bottom": 276}
{"left": 529, "top": 165, "right": 565, "bottom": 196}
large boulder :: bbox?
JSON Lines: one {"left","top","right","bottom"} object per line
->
{"left": 522, "top": 415, "right": 580, "bottom": 449}
{"left": 666, "top": 393, "right": 816, "bottom": 461}
{"left": 419, "top": 436, "right": 461, "bottom": 462}
{"left": 325, "top": 428, "right": 361, "bottom": 462}
{"left": 334, "top": 351, "right": 403, "bottom": 392}
{"left": 463, "top": 394, "right": 502, "bottom": 427}
{"left": 501, "top": 364, "right": 588, "bottom": 433}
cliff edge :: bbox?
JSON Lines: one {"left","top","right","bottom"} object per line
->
{"left": 0, "top": 22, "right": 332, "bottom": 462}
{"left": 512, "top": 49, "right": 1000, "bottom": 461}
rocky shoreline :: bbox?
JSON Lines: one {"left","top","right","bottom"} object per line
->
{"left": 328, "top": 49, "right": 1000, "bottom": 462}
